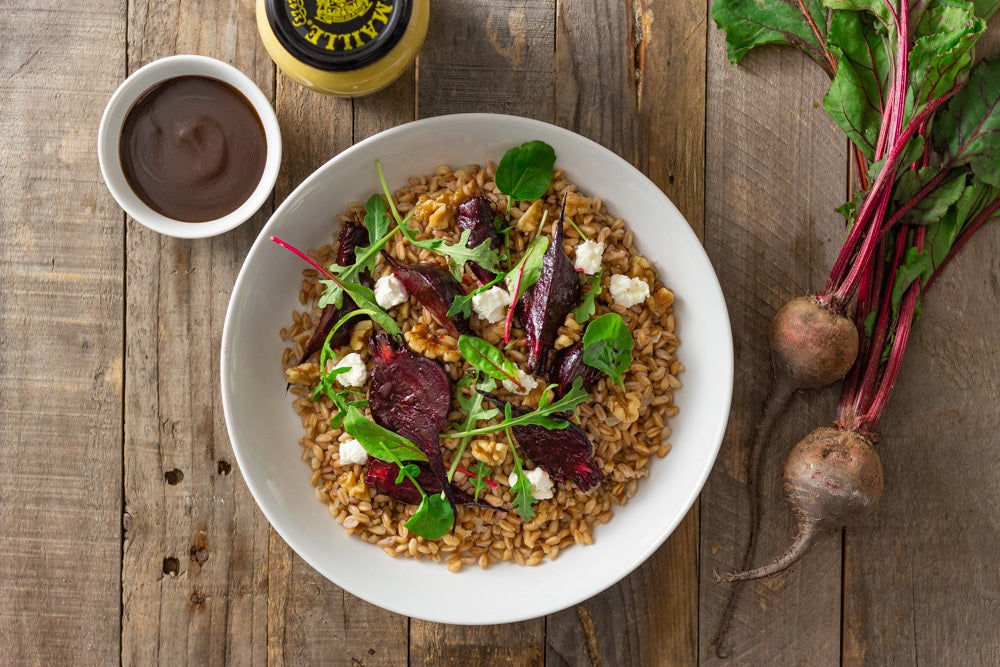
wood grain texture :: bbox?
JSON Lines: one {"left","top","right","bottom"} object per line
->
{"left": 121, "top": 2, "right": 274, "bottom": 664}
{"left": 547, "top": 0, "right": 705, "bottom": 664}
{"left": 264, "top": 73, "right": 411, "bottom": 667}
{"left": 698, "top": 21, "right": 848, "bottom": 665}
{"left": 0, "top": 1, "right": 125, "bottom": 663}
{"left": 408, "top": 1, "right": 553, "bottom": 662}
{"left": 417, "top": 0, "right": 556, "bottom": 120}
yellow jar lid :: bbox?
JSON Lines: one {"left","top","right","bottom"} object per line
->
{"left": 263, "top": 0, "right": 413, "bottom": 72}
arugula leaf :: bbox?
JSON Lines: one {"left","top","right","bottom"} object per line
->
{"left": 505, "top": 429, "right": 537, "bottom": 522}
{"left": 447, "top": 273, "right": 507, "bottom": 318}
{"left": 319, "top": 225, "right": 403, "bottom": 309}
{"left": 363, "top": 194, "right": 389, "bottom": 249}
{"left": 933, "top": 57, "right": 1000, "bottom": 187}
{"left": 457, "top": 335, "right": 522, "bottom": 385}
{"left": 573, "top": 271, "right": 603, "bottom": 323}
{"left": 318, "top": 280, "right": 401, "bottom": 335}
{"left": 892, "top": 167, "right": 970, "bottom": 224}
{"left": 495, "top": 141, "right": 556, "bottom": 202}
{"left": 446, "top": 374, "right": 499, "bottom": 482}
{"left": 470, "top": 461, "right": 492, "bottom": 502}
{"left": 446, "top": 379, "right": 590, "bottom": 439}
{"left": 582, "top": 313, "right": 635, "bottom": 387}
{"left": 710, "top": 0, "right": 835, "bottom": 73}
{"left": 395, "top": 463, "right": 421, "bottom": 485}
{"left": 310, "top": 310, "right": 373, "bottom": 428}
{"left": 823, "top": 10, "right": 891, "bottom": 161}
{"left": 398, "top": 224, "right": 503, "bottom": 282}
{"left": 343, "top": 406, "right": 428, "bottom": 464}
{"left": 404, "top": 492, "right": 454, "bottom": 541}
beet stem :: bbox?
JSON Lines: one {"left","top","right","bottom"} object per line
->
{"left": 718, "top": 520, "right": 820, "bottom": 583}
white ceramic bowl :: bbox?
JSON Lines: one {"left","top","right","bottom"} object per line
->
{"left": 221, "top": 113, "right": 732, "bottom": 624}
{"left": 98, "top": 55, "right": 281, "bottom": 239}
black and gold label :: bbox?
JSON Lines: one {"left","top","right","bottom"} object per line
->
{"left": 285, "top": 0, "right": 397, "bottom": 53}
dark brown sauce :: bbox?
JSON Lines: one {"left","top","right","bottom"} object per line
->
{"left": 119, "top": 75, "right": 267, "bottom": 222}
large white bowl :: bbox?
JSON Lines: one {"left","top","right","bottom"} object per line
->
{"left": 221, "top": 113, "right": 732, "bottom": 624}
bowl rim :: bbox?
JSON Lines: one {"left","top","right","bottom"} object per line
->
{"left": 221, "top": 112, "right": 733, "bottom": 623}
{"left": 97, "top": 54, "right": 282, "bottom": 239}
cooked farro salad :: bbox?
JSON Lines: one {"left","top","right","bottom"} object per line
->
{"left": 277, "top": 141, "right": 682, "bottom": 571}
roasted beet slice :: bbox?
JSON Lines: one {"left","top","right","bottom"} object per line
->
{"left": 380, "top": 252, "right": 471, "bottom": 336}
{"left": 365, "top": 460, "right": 482, "bottom": 506}
{"left": 519, "top": 203, "right": 581, "bottom": 373}
{"left": 483, "top": 394, "right": 604, "bottom": 492}
{"left": 367, "top": 333, "right": 461, "bottom": 508}
{"left": 457, "top": 195, "right": 501, "bottom": 284}
{"left": 297, "top": 220, "right": 371, "bottom": 364}
{"left": 547, "top": 341, "right": 602, "bottom": 397}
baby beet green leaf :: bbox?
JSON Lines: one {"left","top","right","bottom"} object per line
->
{"left": 457, "top": 335, "right": 522, "bottom": 386}
{"left": 582, "top": 313, "right": 634, "bottom": 388}
{"left": 343, "top": 406, "right": 428, "bottom": 464}
{"left": 495, "top": 140, "right": 556, "bottom": 202}
{"left": 405, "top": 493, "right": 455, "bottom": 540}
{"left": 710, "top": 0, "right": 835, "bottom": 74}
{"left": 573, "top": 271, "right": 603, "bottom": 323}
{"left": 934, "top": 57, "right": 1000, "bottom": 187}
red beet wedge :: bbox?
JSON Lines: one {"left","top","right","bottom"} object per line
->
{"left": 380, "top": 252, "right": 472, "bottom": 336}
{"left": 547, "top": 341, "right": 602, "bottom": 397}
{"left": 483, "top": 394, "right": 604, "bottom": 491}
{"left": 367, "top": 333, "right": 461, "bottom": 509}
{"left": 457, "top": 195, "right": 501, "bottom": 285}
{"left": 365, "top": 460, "right": 482, "bottom": 506}
{"left": 519, "top": 202, "right": 581, "bottom": 373}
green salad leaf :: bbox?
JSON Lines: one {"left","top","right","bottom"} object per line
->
{"left": 573, "top": 271, "right": 603, "bottom": 323}
{"left": 398, "top": 224, "right": 503, "bottom": 282}
{"left": 457, "top": 335, "right": 522, "bottom": 385}
{"left": 405, "top": 493, "right": 454, "bottom": 541}
{"left": 495, "top": 140, "right": 556, "bottom": 202}
{"left": 343, "top": 406, "right": 427, "bottom": 464}
{"left": 582, "top": 313, "right": 634, "bottom": 388}
{"left": 505, "top": 429, "right": 537, "bottom": 522}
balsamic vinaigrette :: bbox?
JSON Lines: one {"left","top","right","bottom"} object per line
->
{"left": 119, "top": 76, "right": 267, "bottom": 222}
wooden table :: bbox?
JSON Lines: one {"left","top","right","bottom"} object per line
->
{"left": 4, "top": 1, "right": 999, "bottom": 664}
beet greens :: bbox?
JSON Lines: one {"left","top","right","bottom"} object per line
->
{"left": 712, "top": 0, "right": 1000, "bottom": 655}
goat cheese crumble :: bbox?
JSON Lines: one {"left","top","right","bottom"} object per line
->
{"left": 333, "top": 352, "right": 368, "bottom": 388}
{"left": 338, "top": 438, "right": 368, "bottom": 465}
{"left": 574, "top": 240, "right": 605, "bottom": 275}
{"left": 502, "top": 368, "right": 539, "bottom": 395}
{"left": 508, "top": 467, "right": 555, "bottom": 500}
{"left": 608, "top": 274, "right": 650, "bottom": 308}
{"left": 374, "top": 274, "right": 408, "bottom": 309}
{"left": 471, "top": 285, "right": 511, "bottom": 324}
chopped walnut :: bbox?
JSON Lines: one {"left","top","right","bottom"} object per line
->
{"left": 427, "top": 203, "right": 453, "bottom": 229}
{"left": 349, "top": 319, "right": 374, "bottom": 351}
{"left": 651, "top": 286, "right": 674, "bottom": 311}
{"left": 554, "top": 334, "right": 574, "bottom": 350}
{"left": 471, "top": 439, "right": 508, "bottom": 466}
{"left": 338, "top": 470, "right": 368, "bottom": 500}
{"left": 404, "top": 321, "right": 461, "bottom": 362}
{"left": 610, "top": 394, "right": 641, "bottom": 425}
{"left": 285, "top": 362, "right": 319, "bottom": 386}
{"left": 515, "top": 200, "right": 544, "bottom": 234}
{"left": 564, "top": 192, "right": 592, "bottom": 218}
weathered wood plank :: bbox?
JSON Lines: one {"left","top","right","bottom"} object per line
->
{"left": 0, "top": 1, "right": 125, "bottom": 663}
{"left": 121, "top": 2, "right": 274, "bottom": 664}
{"left": 698, "top": 19, "right": 848, "bottom": 665}
{"left": 546, "top": 0, "right": 705, "bottom": 664}
{"left": 417, "top": 1, "right": 555, "bottom": 120}
{"left": 407, "top": 1, "right": 554, "bottom": 662}
{"left": 263, "top": 74, "right": 412, "bottom": 667}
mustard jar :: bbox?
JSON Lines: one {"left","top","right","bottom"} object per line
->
{"left": 256, "top": 0, "right": 429, "bottom": 97}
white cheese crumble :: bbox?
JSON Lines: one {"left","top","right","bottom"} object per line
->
{"left": 471, "top": 285, "right": 511, "bottom": 324}
{"left": 338, "top": 438, "right": 368, "bottom": 465}
{"left": 374, "top": 274, "right": 408, "bottom": 309}
{"left": 608, "top": 274, "right": 650, "bottom": 308}
{"left": 502, "top": 368, "right": 539, "bottom": 395}
{"left": 574, "top": 240, "right": 605, "bottom": 275}
{"left": 508, "top": 467, "right": 555, "bottom": 500}
{"left": 333, "top": 352, "right": 368, "bottom": 388}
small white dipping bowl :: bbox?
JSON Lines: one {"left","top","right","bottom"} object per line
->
{"left": 98, "top": 55, "right": 281, "bottom": 239}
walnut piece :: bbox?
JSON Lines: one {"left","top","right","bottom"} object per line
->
{"left": 404, "top": 321, "right": 461, "bottom": 361}
{"left": 471, "top": 438, "right": 508, "bottom": 466}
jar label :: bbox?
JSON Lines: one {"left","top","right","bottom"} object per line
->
{"left": 285, "top": 0, "right": 397, "bottom": 52}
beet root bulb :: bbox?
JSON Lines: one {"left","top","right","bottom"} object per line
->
{"left": 720, "top": 426, "right": 883, "bottom": 582}
{"left": 769, "top": 296, "right": 859, "bottom": 390}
